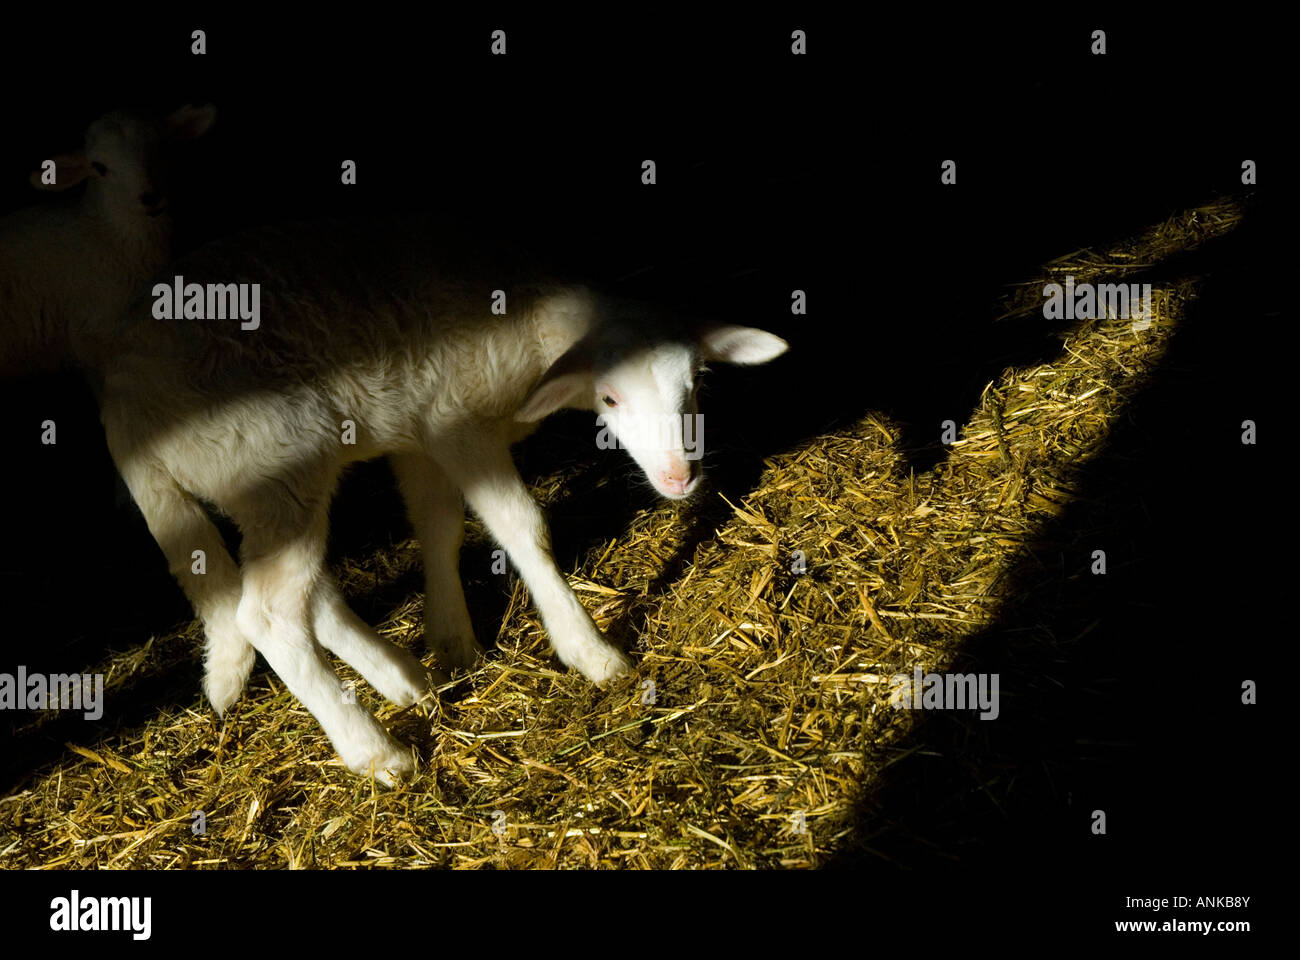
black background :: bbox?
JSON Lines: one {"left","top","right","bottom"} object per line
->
{"left": 0, "top": 10, "right": 1283, "bottom": 942}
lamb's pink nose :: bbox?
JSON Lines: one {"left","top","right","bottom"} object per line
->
{"left": 658, "top": 463, "right": 697, "bottom": 496}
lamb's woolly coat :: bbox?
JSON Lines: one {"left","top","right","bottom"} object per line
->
{"left": 105, "top": 220, "right": 597, "bottom": 485}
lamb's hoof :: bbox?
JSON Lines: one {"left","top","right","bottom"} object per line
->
{"left": 369, "top": 649, "right": 435, "bottom": 707}
{"left": 204, "top": 659, "right": 253, "bottom": 716}
{"left": 428, "top": 634, "right": 484, "bottom": 674}
{"left": 346, "top": 740, "right": 415, "bottom": 788}
{"left": 573, "top": 646, "right": 634, "bottom": 686}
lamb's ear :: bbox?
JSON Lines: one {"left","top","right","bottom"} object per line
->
{"left": 29, "top": 153, "right": 91, "bottom": 190}
{"left": 516, "top": 342, "right": 594, "bottom": 422}
{"left": 166, "top": 103, "right": 217, "bottom": 141}
{"left": 698, "top": 325, "right": 789, "bottom": 365}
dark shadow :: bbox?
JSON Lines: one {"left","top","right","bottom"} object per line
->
{"left": 822, "top": 195, "right": 1278, "bottom": 885}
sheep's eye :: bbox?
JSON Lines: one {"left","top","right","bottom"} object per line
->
{"left": 90, "top": 162, "right": 108, "bottom": 176}
{"left": 602, "top": 395, "right": 617, "bottom": 408}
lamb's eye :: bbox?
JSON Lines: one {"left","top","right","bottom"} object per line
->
{"left": 602, "top": 395, "right": 617, "bottom": 408}
{"left": 90, "top": 162, "right": 108, "bottom": 176}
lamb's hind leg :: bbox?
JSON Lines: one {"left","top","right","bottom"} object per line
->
{"left": 112, "top": 456, "right": 255, "bottom": 714}
{"left": 310, "top": 576, "right": 434, "bottom": 704}
{"left": 232, "top": 470, "right": 412, "bottom": 785}
{"left": 390, "top": 451, "right": 482, "bottom": 672}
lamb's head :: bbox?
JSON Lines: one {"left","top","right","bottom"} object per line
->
{"left": 30, "top": 104, "right": 216, "bottom": 219}
{"left": 517, "top": 310, "right": 789, "bottom": 500}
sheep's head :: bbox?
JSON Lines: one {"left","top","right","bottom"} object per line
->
{"left": 30, "top": 104, "right": 216, "bottom": 219}
{"left": 517, "top": 309, "right": 789, "bottom": 500}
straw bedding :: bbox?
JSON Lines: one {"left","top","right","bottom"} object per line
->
{"left": 0, "top": 199, "right": 1242, "bottom": 868}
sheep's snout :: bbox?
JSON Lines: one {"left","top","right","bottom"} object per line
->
{"left": 654, "top": 458, "right": 701, "bottom": 499}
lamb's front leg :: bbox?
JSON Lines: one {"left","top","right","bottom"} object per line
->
{"left": 430, "top": 435, "right": 633, "bottom": 684}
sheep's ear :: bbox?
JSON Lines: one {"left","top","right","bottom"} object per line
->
{"left": 698, "top": 325, "right": 789, "bottom": 365}
{"left": 516, "top": 344, "right": 593, "bottom": 422}
{"left": 166, "top": 103, "right": 217, "bottom": 141}
{"left": 29, "top": 154, "right": 91, "bottom": 191}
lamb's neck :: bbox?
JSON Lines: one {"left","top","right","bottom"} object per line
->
{"left": 85, "top": 198, "right": 172, "bottom": 269}
{"left": 530, "top": 287, "right": 598, "bottom": 370}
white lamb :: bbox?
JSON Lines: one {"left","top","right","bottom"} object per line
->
{"left": 101, "top": 220, "right": 788, "bottom": 783}
{"left": 0, "top": 104, "right": 216, "bottom": 375}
